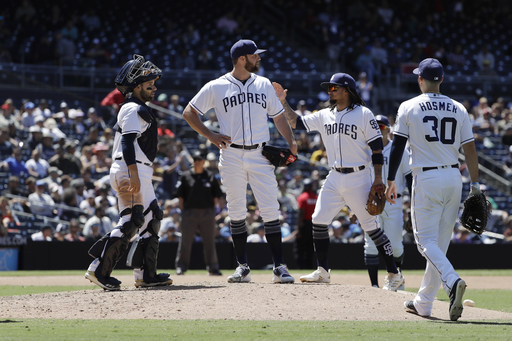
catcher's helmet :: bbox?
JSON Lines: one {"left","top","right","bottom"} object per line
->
{"left": 115, "top": 54, "right": 162, "bottom": 96}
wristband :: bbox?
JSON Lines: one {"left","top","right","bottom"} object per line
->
{"left": 371, "top": 153, "right": 384, "bottom": 165}
{"left": 470, "top": 182, "right": 479, "bottom": 186}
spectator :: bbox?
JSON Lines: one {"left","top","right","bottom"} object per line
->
{"left": 91, "top": 142, "right": 111, "bottom": 174}
{"left": 36, "top": 132, "right": 56, "bottom": 160}
{"left": 25, "top": 148, "right": 50, "bottom": 178}
{"left": 80, "top": 189, "right": 97, "bottom": 216}
{"left": 447, "top": 44, "right": 466, "bottom": 72}
{"left": 20, "top": 101, "right": 37, "bottom": 128}
{"left": 356, "top": 72, "right": 373, "bottom": 108}
{"left": 81, "top": 126, "right": 100, "bottom": 148}
{"left": 1, "top": 148, "right": 28, "bottom": 176}
{"left": 81, "top": 9, "right": 101, "bottom": 31}
{"left": 100, "top": 88, "right": 124, "bottom": 125}
{"left": 174, "top": 47, "right": 195, "bottom": 70}
{"left": 85, "top": 107, "right": 107, "bottom": 133}
{"left": 322, "top": 19, "right": 344, "bottom": 72}
{"left": 40, "top": 166, "right": 62, "bottom": 187}
{"left": 478, "top": 60, "right": 497, "bottom": 77}
{"left": 54, "top": 32, "right": 76, "bottom": 66}
{"left": 82, "top": 206, "right": 113, "bottom": 237}
{"left": 476, "top": 45, "right": 495, "bottom": 71}
{"left": 169, "top": 94, "right": 184, "bottom": 114}
{"left": 0, "top": 127, "right": 14, "bottom": 160}
{"left": 329, "top": 220, "right": 345, "bottom": 243}
{"left": 85, "top": 38, "right": 110, "bottom": 67}
{"left": 25, "top": 176, "right": 37, "bottom": 195}
{"left": 247, "top": 222, "right": 266, "bottom": 243}
{"left": 31, "top": 225, "right": 53, "bottom": 241}
{"left": 59, "top": 187, "right": 82, "bottom": 222}
{"left": 159, "top": 224, "right": 179, "bottom": 242}
{"left": 70, "top": 178, "right": 86, "bottom": 204}
{"left": 196, "top": 45, "right": 215, "bottom": 70}
{"left": 295, "top": 178, "right": 318, "bottom": 268}
{"left": 1, "top": 175, "right": 28, "bottom": 198}
{"left": 28, "top": 180, "right": 55, "bottom": 217}
{"left": 26, "top": 125, "right": 43, "bottom": 150}
{"left": 33, "top": 98, "right": 52, "bottom": 119}
{"left": 80, "top": 145, "right": 96, "bottom": 172}
{"left": 356, "top": 46, "right": 377, "bottom": 83}
{"left": 61, "top": 19, "right": 78, "bottom": 41}
{"left": 295, "top": 100, "right": 312, "bottom": 116}
{"left": 64, "top": 218, "right": 85, "bottom": 242}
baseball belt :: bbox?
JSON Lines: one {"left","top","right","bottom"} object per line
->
{"left": 422, "top": 164, "right": 458, "bottom": 172}
{"left": 332, "top": 165, "right": 365, "bottom": 174}
{"left": 230, "top": 142, "right": 265, "bottom": 150}
{"left": 115, "top": 157, "right": 152, "bottom": 167}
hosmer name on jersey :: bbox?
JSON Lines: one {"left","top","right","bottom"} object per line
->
{"left": 418, "top": 101, "right": 458, "bottom": 113}
{"left": 222, "top": 92, "right": 267, "bottom": 112}
{"left": 324, "top": 123, "right": 357, "bottom": 139}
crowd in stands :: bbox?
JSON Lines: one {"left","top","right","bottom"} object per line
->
{"left": 2, "top": 0, "right": 511, "bottom": 78}
{"left": 1, "top": 88, "right": 512, "bottom": 246}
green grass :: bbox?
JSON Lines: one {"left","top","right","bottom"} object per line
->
{"left": 1, "top": 269, "right": 511, "bottom": 340}
{"left": 0, "top": 319, "right": 511, "bottom": 341}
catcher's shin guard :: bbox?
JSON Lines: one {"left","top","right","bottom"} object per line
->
{"left": 140, "top": 235, "right": 159, "bottom": 281}
{"left": 126, "top": 217, "right": 161, "bottom": 268}
{"left": 88, "top": 232, "right": 111, "bottom": 258}
{"left": 95, "top": 236, "right": 130, "bottom": 278}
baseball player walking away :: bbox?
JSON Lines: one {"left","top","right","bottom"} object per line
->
{"left": 273, "top": 73, "right": 405, "bottom": 290}
{"left": 182, "top": 39, "right": 297, "bottom": 283}
{"left": 385, "top": 58, "right": 480, "bottom": 321}
{"left": 85, "top": 54, "right": 172, "bottom": 290}
{"left": 364, "top": 115, "right": 412, "bottom": 289}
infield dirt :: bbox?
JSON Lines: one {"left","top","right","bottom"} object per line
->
{"left": 0, "top": 273, "right": 511, "bottom": 321}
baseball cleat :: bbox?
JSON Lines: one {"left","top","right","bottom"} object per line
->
{"left": 134, "top": 273, "right": 173, "bottom": 288}
{"left": 227, "top": 263, "right": 251, "bottom": 283}
{"left": 299, "top": 266, "right": 331, "bottom": 283}
{"left": 449, "top": 278, "right": 467, "bottom": 321}
{"left": 383, "top": 271, "right": 405, "bottom": 291}
{"left": 272, "top": 264, "right": 295, "bottom": 283}
{"left": 85, "top": 270, "right": 121, "bottom": 291}
{"left": 404, "top": 300, "right": 430, "bottom": 317}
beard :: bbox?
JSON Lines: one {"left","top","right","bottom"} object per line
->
{"left": 329, "top": 99, "right": 337, "bottom": 105}
{"left": 140, "top": 88, "right": 155, "bottom": 102}
{"left": 245, "top": 60, "right": 259, "bottom": 73}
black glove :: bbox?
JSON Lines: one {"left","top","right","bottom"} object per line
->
{"left": 460, "top": 189, "right": 490, "bottom": 236}
{"left": 262, "top": 145, "right": 297, "bottom": 167}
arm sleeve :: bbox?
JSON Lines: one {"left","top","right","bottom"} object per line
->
{"left": 295, "top": 116, "right": 307, "bottom": 130}
{"left": 368, "top": 138, "right": 383, "bottom": 151}
{"left": 387, "top": 135, "right": 408, "bottom": 181}
{"left": 121, "top": 133, "right": 137, "bottom": 166}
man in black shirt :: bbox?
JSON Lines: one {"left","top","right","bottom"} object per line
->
{"left": 175, "top": 150, "right": 223, "bottom": 276}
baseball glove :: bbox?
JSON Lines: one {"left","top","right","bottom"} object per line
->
{"left": 403, "top": 209, "right": 413, "bottom": 234}
{"left": 262, "top": 145, "right": 297, "bottom": 167}
{"left": 366, "top": 184, "right": 386, "bottom": 216}
{"left": 460, "top": 192, "right": 490, "bottom": 235}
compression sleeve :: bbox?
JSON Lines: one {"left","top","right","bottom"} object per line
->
{"left": 121, "top": 133, "right": 137, "bottom": 166}
{"left": 388, "top": 135, "right": 408, "bottom": 181}
{"left": 405, "top": 173, "right": 413, "bottom": 195}
{"left": 368, "top": 137, "right": 383, "bottom": 151}
{"left": 295, "top": 116, "right": 307, "bottom": 130}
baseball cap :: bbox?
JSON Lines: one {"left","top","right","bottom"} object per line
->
{"left": 158, "top": 93, "right": 168, "bottom": 101}
{"left": 413, "top": 58, "right": 444, "bottom": 81}
{"left": 375, "top": 115, "right": 390, "bottom": 128}
{"left": 321, "top": 73, "right": 357, "bottom": 91}
{"left": 29, "top": 125, "right": 42, "bottom": 133}
{"left": 230, "top": 39, "right": 266, "bottom": 59}
{"left": 25, "top": 102, "right": 35, "bottom": 109}
{"left": 60, "top": 102, "right": 68, "bottom": 108}
{"left": 36, "top": 179, "right": 46, "bottom": 187}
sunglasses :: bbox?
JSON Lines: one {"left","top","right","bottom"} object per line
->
{"left": 378, "top": 124, "right": 388, "bottom": 130}
{"left": 328, "top": 85, "right": 341, "bottom": 92}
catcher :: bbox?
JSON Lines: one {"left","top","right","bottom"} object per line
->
{"left": 273, "top": 73, "right": 404, "bottom": 291}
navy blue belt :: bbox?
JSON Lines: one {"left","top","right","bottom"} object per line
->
{"left": 333, "top": 165, "right": 365, "bottom": 174}
{"left": 422, "top": 164, "right": 458, "bottom": 172}
{"left": 230, "top": 143, "right": 263, "bottom": 150}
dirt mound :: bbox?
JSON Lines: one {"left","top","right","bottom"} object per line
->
{"left": 1, "top": 274, "right": 511, "bottom": 321}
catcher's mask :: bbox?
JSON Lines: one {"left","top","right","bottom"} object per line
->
{"left": 115, "top": 54, "right": 162, "bottom": 96}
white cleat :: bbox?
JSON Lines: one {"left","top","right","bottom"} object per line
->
{"left": 227, "top": 263, "right": 251, "bottom": 283}
{"left": 383, "top": 271, "right": 405, "bottom": 291}
{"left": 299, "top": 266, "right": 331, "bottom": 283}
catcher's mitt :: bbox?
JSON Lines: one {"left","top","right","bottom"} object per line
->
{"left": 366, "top": 184, "right": 386, "bottom": 216}
{"left": 262, "top": 145, "right": 297, "bottom": 167}
{"left": 460, "top": 192, "right": 490, "bottom": 235}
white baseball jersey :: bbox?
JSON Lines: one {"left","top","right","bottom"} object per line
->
{"left": 382, "top": 141, "right": 411, "bottom": 194}
{"left": 301, "top": 105, "right": 382, "bottom": 168}
{"left": 393, "top": 93, "right": 474, "bottom": 172}
{"left": 189, "top": 73, "right": 284, "bottom": 145}
{"left": 112, "top": 101, "right": 153, "bottom": 165}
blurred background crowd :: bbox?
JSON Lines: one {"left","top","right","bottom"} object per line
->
{"left": 1, "top": 0, "right": 512, "bottom": 261}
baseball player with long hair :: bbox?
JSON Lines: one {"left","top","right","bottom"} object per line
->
{"left": 85, "top": 54, "right": 172, "bottom": 290}
{"left": 182, "top": 39, "right": 297, "bottom": 283}
{"left": 385, "top": 58, "right": 480, "bottom": 321}
{"left": 364, "top": 115, "right": 412, "bottom": 289}
{"left": 273, "top": 73, "right": 405, "bottom": 291}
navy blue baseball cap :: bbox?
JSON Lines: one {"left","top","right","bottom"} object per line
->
{"left": 413, "top": 58, "right": 444, "bottom": 81}
{"left": 321, "top": 73, "right": 357, "bottom": 91}
{"left": 230, "top": 39, "right": 266, "bottom": 59}
{"left": 375, "top": 115, "right": 390, "bottom": 127}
